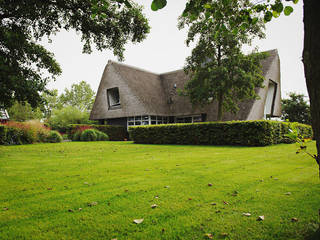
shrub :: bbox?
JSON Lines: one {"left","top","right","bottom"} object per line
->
{"left": 129, "top": 120, "right": 313, "bottom": 146}
{"left": 5, "top": 127, "right": 23, "bottom": 145}
{"left": 0, "top": 125, "right": 7, "bottom": 145}
{"left": 46, "top": 131, "right": 63, "bottom": 143}
{"left": 80, "top": 129, "right": 98, "bottom": 141}
{"left": 5, "top": 121, "right": 37, "bottom": 144}
{"left": 67, "top": 124, "right": 127, "bottom": 141}
{"left": 72, "top": 131, "right": 81, "bottom": 141}
{"left": 37, "top": 128, "right": 50, "bottom": 143}
{"left": 94, "top": 129, "right": 109, "bottom": 141}
{"left": 47, "top": 106, "right": 93, "bottom": 133}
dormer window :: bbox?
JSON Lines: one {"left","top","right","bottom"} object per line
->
{"left": 107, "top": 87, "right": 121, "bottom": 109}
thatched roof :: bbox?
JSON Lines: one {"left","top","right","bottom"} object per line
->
{"left": 90, "top": 49, "right": 281, "bottom": 121}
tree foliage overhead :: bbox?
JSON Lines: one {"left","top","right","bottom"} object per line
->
{"left": 179, "top": 0, "right": 266, "bottom": 120}
{"left": 281, "top": 92, "right": 311, "bottom": 125}
{"left": 0, "top": 0, "right": 150, "bottom": 108}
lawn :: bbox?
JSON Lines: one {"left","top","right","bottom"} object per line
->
{"left": 0, "top": 141, "right": 319, "bottom": 240}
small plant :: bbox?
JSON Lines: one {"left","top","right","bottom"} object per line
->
{"left": 80, "top": 129, "right": 98, "bottom": 141}
{"left": 46, "top": 131, "right": 63, "bottom": 143}
{"left": 285, "top": 127, "right": 319, "bottom": 176}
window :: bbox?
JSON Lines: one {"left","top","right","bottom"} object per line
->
{"left": 107, "top": 87, "right": 120, "bottom": 109}
{"left": 264, "top": 80, "right": 277, "bottom": 118}
{"left": 127, "top": 115, "right": 169, "bottom": 129}
{"left": 175, "top": 115, "right": 202, "bottom": 123}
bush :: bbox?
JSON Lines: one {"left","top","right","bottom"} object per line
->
{"left": 80, "top": 129, "right": 98, "bottom": 141}
{"left": 94, "top": 130, "right": 109, "bottom": 141}
{"left": 46, "top": 131, "right": 63, "bottom": 143}
{"left": 67, "top": 124, "right": 127, "bottom": 141}
{"left": 129, "top": 120, "right": 313, "bottom": 146}
{"left": 47, "top": 106, "right": 93, "bottom": 133}
{"left": 72, "top": 131, "right": 81, "bottom": 141}
{"left": 0, "top": 125, "right": 7, "bottom": 145}
{"left": 5, "top": 127, "right": 23, "bottom": 145}
{"left": 5, "top": 122, "right": 37, "bottom": 144}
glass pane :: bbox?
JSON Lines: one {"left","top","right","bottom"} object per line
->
{"left": 128, "top": 122, "right": 134, "bottom": 126}
{"left": 157, "top": 116, "right": 162, "bottom": 121}
{"left": 151, "top": 116, "right": 156, "bottom": 120}
{"left": 142, "top": 115, "right": 149, "bottom": 120}
{"left": 128, "top": 117, "right": 134, "bottom": 121}
{"left": 193, "top": 116, "right": 202, "bottom": 122}
{"left": 176, "top": 118, "right": 184, "bottom": 123}
{"left": 151, "top": 121, "right": 157, "bottom": 125}
{"left": 135, "top": 121, "right": 141, "bottom": 125}
{"left": 135, "top": 116, "right": 142, "bottom": 120}
{"left": 142, "top": 121, "right": 149, "bottom": 125}
{"left": 185, "top": 117, "right": 192, "bottom": 123}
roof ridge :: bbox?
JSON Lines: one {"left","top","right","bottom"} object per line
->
{"left": 108, "top": 60, "right": 160, "bottom": 76}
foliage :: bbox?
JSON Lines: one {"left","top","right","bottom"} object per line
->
{"left": 7, "top": 101, "right": 43, "bottom": 122}
{"left": 46, "top": 131, "right": 63, "bottom": 143}
{"left": 0, "top": 125, "right": 7, "bottom": 145}
{"left": 94, "top": 129, "right": 110, "bottom": 141}
{"left": 80, "top": 129, "right": 98, "bottom": 141}
{"left": 178, "top": 0, "right": 266, "bottom": 120}
{"left": 0, "top": 0, "right": 150, "bottom": 108}
{"left": 41, "top": 89, "right": 63, "bottom": 119}
{"left": 72, "top": 131, "right": 82, "bottom": 142}
{"left": 0, "top": 141, "right": 319, "bottom": 239}
{"left": 47, "top": 106, "right": 92, "bottom": 133}
{"left": 0, "top": 120, "right": 51, "bottom": 145}
{"left": 151, "top": 0, "right": 298, "bottom": 21}
{"left": 59, "top": 81, "right": 96, "bottom": 112}
{"left": 68, "top": 124, "right": 128, "bottom": 141}
{"left": 285, "top": 126, "right": 318, "bottom": 169}
{"left": 281, "top": 92, "right": 311, "bottom": 125}
{"left": 129, "top": 120, "right": 312, "bottom": 146}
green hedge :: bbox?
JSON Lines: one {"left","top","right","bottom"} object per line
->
{"left": 129, "top": 120, "right": 313, "bottom": 146}
{"left": 67, "top": 124, "right": 128, "bottom": 141}
{"left": 0, "top": 125, "right": 7, "bottom": 145}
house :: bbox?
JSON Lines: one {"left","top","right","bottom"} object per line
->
{"left": 0, "top": 108, "right": 9, "bottom": 124}
{"left": 90, "top": 49, "right": 281, "bottom": 128}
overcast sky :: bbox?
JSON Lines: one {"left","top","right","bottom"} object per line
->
{"left": 43, "top": 1, "right": 306, "bottom": 99}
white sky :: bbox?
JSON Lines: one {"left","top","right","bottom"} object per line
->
{"left": 44, "top": 1, "right": 306, "bottom": 99}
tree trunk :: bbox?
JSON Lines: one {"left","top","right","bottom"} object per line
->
{"left": 303, "top": 1, "right": 320, "bottom": 170}
{"left": 217, "top": 92, "right": 223, "bottom": 121}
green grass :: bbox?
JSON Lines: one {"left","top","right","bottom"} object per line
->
{"left": 0, "top": 141, "right": 319, "bottom": 240}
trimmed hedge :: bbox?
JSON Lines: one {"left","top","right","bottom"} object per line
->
{"left": 129, "top": 120, "right": 313, "bottom": 146}
{"left": 0, "top": 125, "right": 6, "bottom": 145}
{"left": 67, "top": 124, "right": 127, "bottom": 141}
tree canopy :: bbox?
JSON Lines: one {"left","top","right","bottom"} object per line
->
{"left": 59, "top": 81, "right": 96, "bottom": 112}
{"left": 281, "top": 92, "right": 311, "bottom": 124}
{"left": 179, "top": 0, "right": 266, "bottom": 120}
{"left": 0, "top": 0, "right": 149, "bottom": 108}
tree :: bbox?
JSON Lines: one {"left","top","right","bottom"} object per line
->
{"left": 178, "top": 0, "right": 266, "bottom": 120}
{"left": 47, "top": 106, "right": 92, "bottom": 132}
{"left": 7, "top": 101, "right": 43, "bottom": 122}
{"left": 151, "top": 0, "right": 320, "bottom": 175}
{"left": 281, "top": 92, "right": 311, "bottom": 124}
{"left": 0, "top": 0, "right": 150, "bottom": 108}
{"left": 59, "top": 81, "right": 96, "bottom": 112}
{"left": 41, "top": 89, "right": 63, "bottom": 119}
